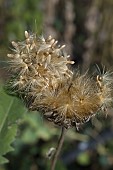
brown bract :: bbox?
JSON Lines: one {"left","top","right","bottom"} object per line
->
{"left": 7, "top": 31, "right": 113, "bottom": 128}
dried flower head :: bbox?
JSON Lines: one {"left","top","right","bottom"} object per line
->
{"left": 7, "top": 31, "right": 113, "bottom": 129}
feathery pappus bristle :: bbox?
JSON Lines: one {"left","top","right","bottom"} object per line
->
{"left": 7, "top": 31, "right": 113, "bottom": 129}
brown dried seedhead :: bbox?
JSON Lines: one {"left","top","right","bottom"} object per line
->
{"left": 7, "top": 31, "right": 113, "bottom": 128}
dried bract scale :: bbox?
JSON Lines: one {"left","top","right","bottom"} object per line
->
{"left": 7, "top": 31, "right": 113, "bottom": 129}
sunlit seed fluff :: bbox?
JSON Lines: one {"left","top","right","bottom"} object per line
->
{"left": 8, "top": 31, "right": 73, "bottom": 91}
{"left": 7, "top": 31, "right": 113, "bottom": 129}
{"left": 96, "top": 71, "right": 113, "bottom": 111}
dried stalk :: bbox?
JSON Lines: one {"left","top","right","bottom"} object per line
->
{"left": 50, "top": 127, "right": 66, "bottom": 170}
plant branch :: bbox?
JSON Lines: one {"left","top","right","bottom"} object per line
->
{"left": 50, "top": 127, "right": 66, "bottom": 170}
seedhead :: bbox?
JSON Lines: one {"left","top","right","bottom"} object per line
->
{"left": 7, "top": 31, "right": 113, "bottom": 128}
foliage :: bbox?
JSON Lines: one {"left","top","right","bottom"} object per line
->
{"left": 8, "top": 0, "right": 42, "bottom": 38}
{"left": 20, "top": 113, "right": 57, "bottom": 144}
{"left": 0, "top": 86, "right": 26, "bottom": 164}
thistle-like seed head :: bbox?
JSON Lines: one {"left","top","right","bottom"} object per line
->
{"left": 7, "top": 31, "right": 113, "bottom": 129}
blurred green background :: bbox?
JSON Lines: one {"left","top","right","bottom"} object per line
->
{"left": 1, "top": 0, "right": 113, "bottom": 170}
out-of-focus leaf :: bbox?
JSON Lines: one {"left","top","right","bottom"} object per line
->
{"left": 0, "top": 86, "right": 27, "bottom": 164}
{"left": 76, "top": 152, "right": 90, "bottom": 165}
{"left": 47, "top": 160, "right": 67, "bottom": 170}
{"left": 66, "top": 129, "right": 89, "bottom": 141}
{"left": 55, "top": 161, "right": 67, "bottom": 170}
{"left": 99, "top": 155, "right": 108, "bottom": 166}
{"left": 21, "top": 113, "right": 57, "bottom": 144}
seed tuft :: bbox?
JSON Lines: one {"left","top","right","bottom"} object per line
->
{"left": 7, "top": 31, "right": 113, "bottom": 128}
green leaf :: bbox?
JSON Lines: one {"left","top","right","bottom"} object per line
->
{"left": 0, "top": 86, "right": 27, "bottom": 164}
{"left": 77, "top": 152, "right": 90, "bottom": 165}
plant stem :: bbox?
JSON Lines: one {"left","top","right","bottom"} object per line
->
{"left": 50, "top": 127, "right": 66, "bottom": 170}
